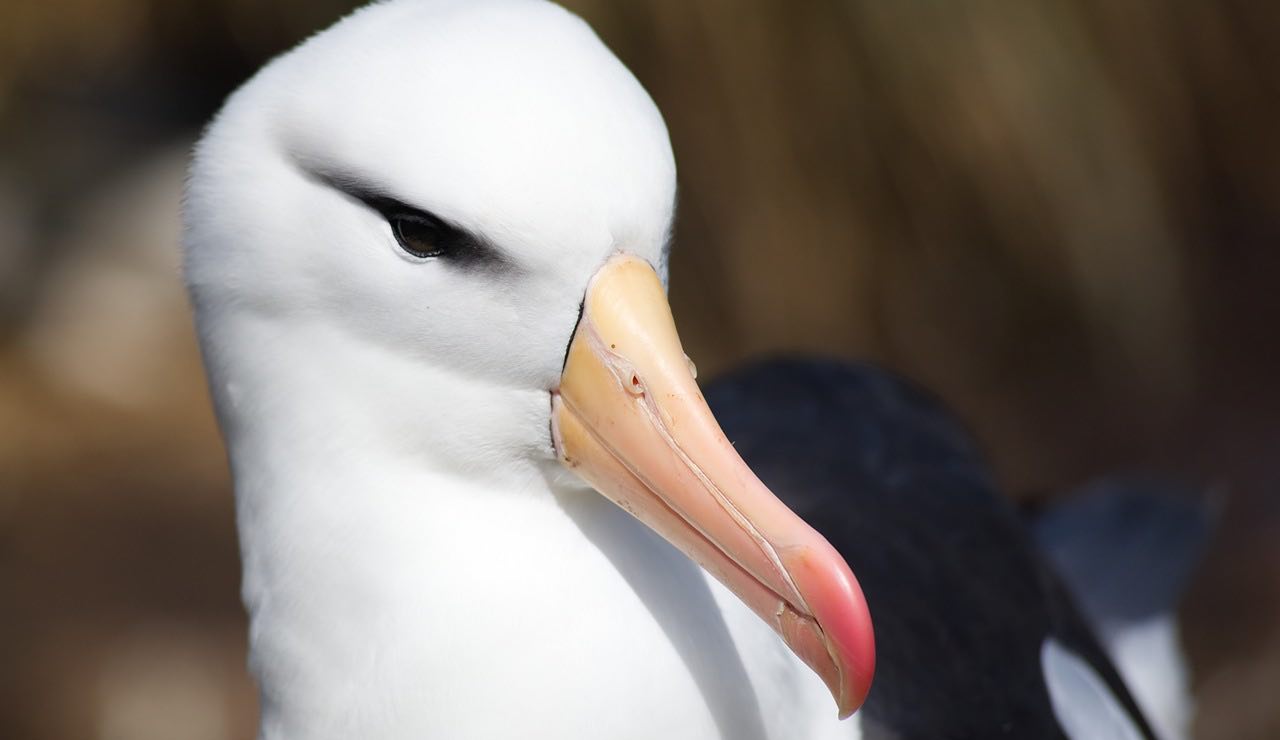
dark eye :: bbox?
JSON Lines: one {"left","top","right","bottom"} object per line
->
{"left": 390, "top": 212, "right": 447, "bottom": 259}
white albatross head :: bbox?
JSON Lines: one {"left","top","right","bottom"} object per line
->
{"left": 184, "top": 0, "right": 873, "bottom": 721}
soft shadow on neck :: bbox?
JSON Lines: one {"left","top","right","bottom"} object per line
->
{"left": 555, "top": 487, "right": 769, "bottom": 740}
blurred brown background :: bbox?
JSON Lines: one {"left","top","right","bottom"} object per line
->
{"left": 2, "top": 1, "right": 1277, "bottom": 738}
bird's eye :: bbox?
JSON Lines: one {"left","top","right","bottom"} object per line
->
{"left": 390, "top": 213, "right": 447, "bottom": 260}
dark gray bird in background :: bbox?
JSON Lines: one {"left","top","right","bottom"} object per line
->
{"left": 707, "top": 358, "right": 1209, "bottom": 739}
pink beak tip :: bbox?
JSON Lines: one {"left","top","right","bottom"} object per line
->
{"left": 786, "top": 545, "right": 876, "bottom": 717}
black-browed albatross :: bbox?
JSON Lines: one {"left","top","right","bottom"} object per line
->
{"left": 184, "top": 1, "right": 1162, "bottom": 738}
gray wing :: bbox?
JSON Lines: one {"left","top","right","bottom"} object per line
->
{"left": 1032, "top": 477, "right": 1216, "bottom": 740}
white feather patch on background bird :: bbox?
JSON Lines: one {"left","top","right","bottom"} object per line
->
{"left": 1042, "top": 637, "right": 1145, "bottom": 740}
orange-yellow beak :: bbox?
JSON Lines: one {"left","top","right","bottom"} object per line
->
{"left": 551, "top": 253, "right": 875, "bottom": 718}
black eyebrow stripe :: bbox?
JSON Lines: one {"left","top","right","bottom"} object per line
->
{"left": 298, "top": 162, "right": 512, "bottom": 271}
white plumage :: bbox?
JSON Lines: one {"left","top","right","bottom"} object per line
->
{"left": 184, "top": 1, "right": 857, "bottom": 738}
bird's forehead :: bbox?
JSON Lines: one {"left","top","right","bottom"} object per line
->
{"left": 277, "top": 0, "right": 675, "bottom": 257}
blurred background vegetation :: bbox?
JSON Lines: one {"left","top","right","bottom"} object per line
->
{"left": 2, "top": 1, "right": 1277, "bottom": 738}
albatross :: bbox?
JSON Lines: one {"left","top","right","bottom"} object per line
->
{"left": 184, "top": 1, "right": 1173, "bottom": 738}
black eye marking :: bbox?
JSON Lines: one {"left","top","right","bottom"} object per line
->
{"left": 384, "top": 206, "right": 449, "bottom": 260}
{"left": 369, "top": 196, "right": 508, "bottom": 269}
{"left": 298, "top": 163, "right": 511, "bottom": 270}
